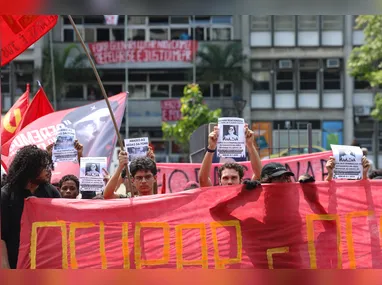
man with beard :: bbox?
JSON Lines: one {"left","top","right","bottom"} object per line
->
{"left": 1, "top": 145, "right": 61, "bottom": 269}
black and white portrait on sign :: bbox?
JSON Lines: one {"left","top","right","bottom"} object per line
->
{"left": 223, "top": 125, "right": 239, "bottom": 141}
{"left": 85, "top": 163, "right": 101, "bottom": 176}
{"left": 339, "top": 149, "right": 356, "bottom": 162}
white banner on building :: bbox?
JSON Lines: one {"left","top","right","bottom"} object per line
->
{"left": 330, "top": 144, "right": 363, "bottom": 180}
{"left": 104, "top": 15, "right": 119, "bottom": 25}
{"left": 217, "top": 117, "right": 246, "bottom": 158}
{"left": 125, "top": 137, "right": 149, "bottom": 162}
{"left": 79, "top": 157, "right": 107, "bottom": 192}
{"left": 52, "top": 128, "right": 78, "bottom": 163}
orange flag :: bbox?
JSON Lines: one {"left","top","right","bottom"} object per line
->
{"left": 1, "top": 86, "right": 54, "bottom": 157}
{"left": 1, "top": 84, "right": 30, "bottom": 146}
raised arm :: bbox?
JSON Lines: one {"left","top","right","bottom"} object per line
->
{"left": 325, "top": 156, "right": 335, "bottom": 181}
{"left": 244, "top": 124, "right": 262, "bottom": 180}
{"left": 198, "top": 126, "right": 219, "bottom": 187}
{"left": 103, "top": 151, "right": 128, "bottom": 199}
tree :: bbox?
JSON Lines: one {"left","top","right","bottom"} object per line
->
{"left": 348, "top": 15, "right": 382, "bottom": 120}
{"left": 196, "top": 42, "right": 251, "bottom": 96}
{"left": 162, "top": 84, "right": 221, "bottom": 153}
{"left": 40, "top": 43, "right": 94, "bottom": 103}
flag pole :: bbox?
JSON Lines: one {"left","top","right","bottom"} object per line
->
{"left": 67, "top": 15, "right": 124, "bottom": 150}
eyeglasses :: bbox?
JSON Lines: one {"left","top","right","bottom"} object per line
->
{"left": 134, "top": 174, "right": 154, "bottom": 182}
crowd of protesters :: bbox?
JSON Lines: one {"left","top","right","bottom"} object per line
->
{"left": 1, "top": 120, "right": 380, "bottom": 269}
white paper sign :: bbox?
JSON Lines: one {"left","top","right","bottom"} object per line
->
{"left": 124, "top": 137, "right": 149, "bottom": 162}
{"left": 217, "top": 117, "right": 246, "bottom": 158}
{"left": 330, "top": 144, "right": 363, "bottom": 180}
{"left": 52, "top": 128, "right": 78, "bottom": 163}
{"left": 79, "top": 157, "right": 107, "bottom": 192}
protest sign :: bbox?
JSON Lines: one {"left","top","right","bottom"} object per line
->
{"left": 217, "top": 118, "right": 245, "bottom": 158}
{"left": 331, "top": 145, "right": 363, "bottom": 180}
{"left": 79, "top": 157, "right": 107, "bottom": 192}
{"left": 160, "top": 99, "right": 181, "bottom": 122}
{"left": 52, "top": 128, "right": 78, "bottom": 163}
{"left": 125, "top": 137, "right": 149, "bottom": 162}
{"left": 18, "top": 180, "right": 382, "bottom": 269}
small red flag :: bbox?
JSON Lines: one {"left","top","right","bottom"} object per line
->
{"left": 1, "top": 84, "right": 30, "bottom": 146}
{"left": 0, "top": 15, "right": 58, "bottom": 66}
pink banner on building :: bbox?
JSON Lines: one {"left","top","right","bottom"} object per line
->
{"left": 161, "top": 99, "right": 181, "bottom": 122}
{"left": 88, "top": 40, "right": 198, "bottom": 65}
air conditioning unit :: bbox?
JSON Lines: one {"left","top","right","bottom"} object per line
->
{"left": 326, "top": 58, "right": 340, "bottom": 68}
{"left": 278, "top": 60, "right": 292, "bottom": 69}
{"left": 354, "top": 106, "right": 371, "bottom": 116}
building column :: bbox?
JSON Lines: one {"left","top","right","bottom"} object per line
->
{"left": 240, "top": 15, "right": 252, "bottom": 124}
{"left": 344, "top": 15, "right": 354, "bottom": 145}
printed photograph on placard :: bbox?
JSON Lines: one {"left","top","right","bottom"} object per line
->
{"left": 124, "top": 137, "right": 149, "bottom": 161}
{"left": 330, "top": 144, "right": 363, "bottom": 180}
{"left": 79, "top": 157, "right": 107, "bottom": 192}
{"left": 52, "top": 128, "right": 78, "bottom": 163}
{"left": 217, "top": 117, "right": 246, "bottom": 158}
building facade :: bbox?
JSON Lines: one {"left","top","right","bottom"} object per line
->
{"left": 1, "top": 15, "right": 380, "bottom": 166}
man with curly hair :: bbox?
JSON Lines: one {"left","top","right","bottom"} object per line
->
{"left": 1, "top": 145, "right": 61, "bottom": 269}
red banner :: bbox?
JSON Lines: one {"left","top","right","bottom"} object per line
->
{"left": 156, "top": 151, "right": 333, "bottom": 193}
{"left": 18, "top": 181, "right": 382, "bottom": 269}
{"left": 1, "top": 93, "right": 127, "bottom": 183}
{"left": 161, "top": 99, "right": 181, "bottom": 122}
{"left": 88, "top": 40, "right": 198, "bottom": 65}
{"left": 0, "top": 15, "right": 58, "bottom": 66}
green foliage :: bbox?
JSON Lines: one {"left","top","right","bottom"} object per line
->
{"left": 348, "top": 15, "right": 382, "bottom": 120}
{"left": 162, "top": 84, "right": 221, "bottom": 151}
{"left": 196, "top": 42, "right": 251, "bottom": 85}
{"left": 40, "top": 43, "right": 93, "bottom": 101}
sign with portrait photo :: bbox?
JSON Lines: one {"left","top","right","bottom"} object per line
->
{"left": 52, "top": 128, "right": 78, "bottom": 163}
{"left": 124, "top": 137, "right": 149, "bottom": 162}
{"left": 79, "top": 157, "right": 107, "bottom": 192}
{"left": 330, "top": 144, "right": 363, "bottom": 180}
{"left": 217, "top": 117, "right": 246, "bottom": 158}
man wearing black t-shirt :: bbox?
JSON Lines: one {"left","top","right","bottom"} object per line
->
{"left": 1, "top": 145, "right": 61, "bottom": 269}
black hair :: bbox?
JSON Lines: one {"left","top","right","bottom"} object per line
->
{"left": 7, "top": 145, "right": 53, "bottom": 192}
{"left": 369, "top": 169, "right": 382, "bottom": 180}
{"left": 1, "top": 174, "right": 8, "bottom": 188}
{"left": 218, "top": 163, "right": 244, "bottom": 180}
{"left": 129, "top": 157, "right": 157, "bottom": 177}
{"left": 58, "top": 174, "right": 80, "bottom": 190}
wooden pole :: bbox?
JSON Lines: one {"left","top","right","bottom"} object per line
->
{"left": 67, "top": 15, "right": 124, "bottom": 150}
{"left": 67, "top": 15, "right": 133, "bottom": 193}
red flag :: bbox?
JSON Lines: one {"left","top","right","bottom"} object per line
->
{"left": 1, "top": 87, "right": 54, "bottom": 158}
{"left": 0, "top": 15, "right": 58, "bottom": 66}
{"left": 2, "top": 93, "right": 128, "bottom": 183}
{"left": 1, "top": 84, "right": 29, "bottom": 145}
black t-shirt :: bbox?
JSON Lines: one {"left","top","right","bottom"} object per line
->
{"left": 1, "top": 183, "right": 61, "bottom": 269}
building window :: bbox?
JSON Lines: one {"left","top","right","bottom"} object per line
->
{"left": 111, "top": 29, "right": 124, "bottom": 41}
{"left": 170, "top": 16, "right": 190, "bottom": 24}
{"left": 0, "top": 73, "right": 10, "bottom": 93}
{"left": 252, "top": 71, "right": 271, "bottom": 91}
{"left": 171, "top": 84, "right": 185, "bottom": 97}
{"left": 211, "top": 28, "right": 231, "bottom": 40}
{"left": 63, "top": 29, "right": 75, "bottom": 42}
{"left": 276, "top": 71, "right": 294, "bottom": 90}
{"left": 149, "top": 28, "right": 169, "bottom": 40}
{"left": 321, "top": 15, "right": 343, "bottom": 30}
{"left": 65, "top": 85, "right": 84, "bottom": 99}
{"left": 354, "top": 79, "right": 371, "bottom": 90}
{"left": 250, "top": 16, "right": 271, "bottom": 31}
{"left": 149, "top": 16, "right": 169, "bottom": 25}
{"left": 128, "top": 16, "right": 146, "bottom": 25}
{"left": 96, "top": 28, "right": 110, "bottom": 41}
{"left": 128, "top": 29, "right": 146, "bottom": 41}
{"left": 63, "top": 16, "right": 83, "bottom": 25}
{"left": 170, "top": 28, "right": 190, "bottom": 40}
{"left": 200, "top": 84, "right": 211, "bottom": 97}
{"left": 274, "top": 16, "right": 295, "bottom": 31}
{"left": 128, "top": 85, "right": 147, "bottom": 99}
{"left": 323, "top": 60, "right": 342, "bottom": 90}
{"left": 150, "top": 84, "right": 170, "bottom": 97}
{"left": 299, "top": 60, "right": 319, "bottom": 90}
{"left": 298, "top": 16, "right": 318, "bottom": 31}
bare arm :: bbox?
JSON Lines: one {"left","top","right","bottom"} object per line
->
{"left": 325, "top": 156, "right": 335, "bottom": 181}
{"left": 362, "top": 156, "right": 370, "bottom": 180}
{"left": 198, "top": 126, "right": 219, "bottom": 187}
{"left": 1, "top": 240, "right": 10, "bottom": 269}
{"left": 103, "top": 151, "right": 128, "bottom": 199}
{"left": 244, "top": 124, "right": 262, "bottom": 180}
